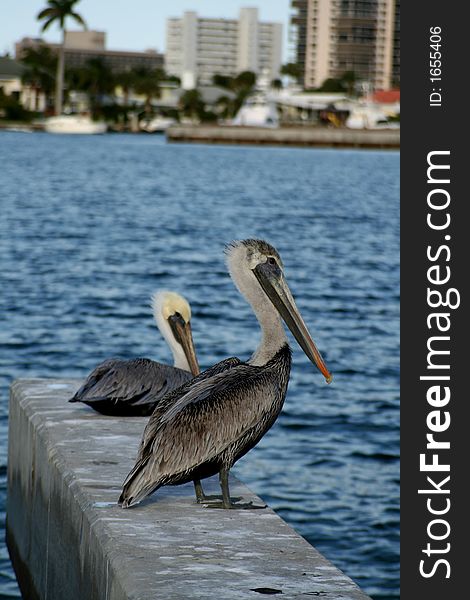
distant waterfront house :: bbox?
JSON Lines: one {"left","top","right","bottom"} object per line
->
{"left": 116, "top": 83, "right": 236, "bottom": 116}
{"left": 272, "top": 90, "right": 350, "bottom": 125}
{"left": 0, "top": 55, "right": 46, "bottom": 114}
{"left": 0, "top": 56, "right": 23, "bottom": 101}
{"left": 0, "top": 55, "right": 51, "bottom": 114}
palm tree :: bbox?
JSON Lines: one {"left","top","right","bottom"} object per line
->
{"left": 115, "top": 69, "right": 139, "bottom": 107}
{"left": 215, "top": 95, "right": 236, "bottom": 120}
{"left": 179, "top": 89, "right": 205, "bottom": 122}
{"left": 68, "top": 58, "right": 115, "bottom": 117}
{"left": 21, "top": 44, "right": 56, "bottom": 112}
{"left": 280, "top": 62, "right": 302, "bottom": 82}
{"left": 37, "top": 0, "right": 86, "bottom": 115}
{"left": 133, "top": 68, "right": 163, "bottom": 116}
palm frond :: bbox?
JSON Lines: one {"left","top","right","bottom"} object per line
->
{"left": 37, "top": 0, "right": 86, "bottom": 35}
{"left": 37, "top": 8, "right": 56, "bottom": 20}
{"left": 70, "top": 12, "right": 87, "bottom": 29}
{"left": 40, "top": 16, "right": 57, "bottom": 32}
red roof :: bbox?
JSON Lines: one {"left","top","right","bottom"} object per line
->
{"left": 371, "top": 90, "right": 400, "bottom": 103}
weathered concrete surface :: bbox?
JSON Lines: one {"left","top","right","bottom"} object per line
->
{"left": 7, "top": 379, "right": 371, "bottom": 600}
{"left": 167, "top": 125, "right": 400, "bottom": 149}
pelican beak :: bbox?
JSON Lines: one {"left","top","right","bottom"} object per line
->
{"left": 253, "top": 261, "right": 333, "bottom": 384}
{"left": 168, "top": 315, "right": 200, "bottom": 376}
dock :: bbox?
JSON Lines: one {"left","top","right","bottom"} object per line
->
{"left": 166, "top": 125, "right": 400, "bottom": 149}
{"left": 7, "top": 379, "right": 372, "bottom": 600}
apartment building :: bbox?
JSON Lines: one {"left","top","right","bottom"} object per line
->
{"left": 289, "top": 0, "right": 308, "bottom": 86}
{"left": 165, "top": 8, "right": 282, "bottom": 88}
{"left": 291, "top": 0, "right": 400, "bottom": 90}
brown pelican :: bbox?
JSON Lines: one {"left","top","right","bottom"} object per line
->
{"left": 69, "top": 291, "right": 199, "bottom": 417}
{"left": 118, "top": 239, "right": 332, "bottom": 510}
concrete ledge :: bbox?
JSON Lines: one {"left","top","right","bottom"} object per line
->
{"left": 166, "top": 125, "right": 400, "bottom": 149}
{"left": 7, "top": 379, "right": 371, "bottom": 600}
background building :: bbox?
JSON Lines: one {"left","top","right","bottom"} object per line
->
{"left": 0, "top": 56, "right": 24, "bottom": 106}
{"left": 391, "top": 0, "right": 400, "bottom": 87}
{"left": 289, "top": 0, "right": 308, "bottom": 86}
{"left": 0, "top": 55, "right": 50, "bottom": 112}
{"left": 15, "top": 31, "right": 163, "bottom": 73}
{"left": 165, "top": 8, "right": 282, "bottom": 88}
{"left": 290, "top": 0, "right": 400, "bottom": 90}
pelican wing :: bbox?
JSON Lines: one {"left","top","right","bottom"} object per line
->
{"left": 121, "top": 358, "right": 282, "bottom": 505}
{"left": 70, "top": 357, "right": 192, "bottom": 415}
{"left": 70, "top": 358, "right": 122, "bottom": 400}
{"left": 151, "top": 364, "right": 279, "bottom": 467}
{"left": 135, "top": 356, "right": 242, "bottom": 460}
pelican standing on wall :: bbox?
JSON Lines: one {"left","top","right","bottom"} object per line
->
{"left": 69, "top": 291, "right": 199, "bottom": 416}
{"left": 119, "top": 239, "right": 332, "bottom": 510}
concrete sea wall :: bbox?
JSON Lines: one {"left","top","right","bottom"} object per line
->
{"left": 7, "top": 379, "right": 371, "bottom": 599}
{"left": 166, "top": 125, "right": 400, "bottom": 149}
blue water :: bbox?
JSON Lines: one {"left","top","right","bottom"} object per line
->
{"left": 0, "top": 132, "right": 399, "bottom": 599}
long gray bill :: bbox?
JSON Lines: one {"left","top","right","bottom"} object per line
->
{"left": 253, "top": 261, "right": 333, "bottom": 384}
{"left": 168, "top": 315, "right": 200, "bottom": 376}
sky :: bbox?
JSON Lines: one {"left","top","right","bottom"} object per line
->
{"left": 1, "top": 1, "right": 291, "bottom": 60}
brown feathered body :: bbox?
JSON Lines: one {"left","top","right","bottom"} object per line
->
{"left": 119, "top": 346, "right": 291, "bottom": 507}
{"left": 118, "top": 238, "right": 331, "bottom": 509}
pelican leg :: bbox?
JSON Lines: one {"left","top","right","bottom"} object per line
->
{"left": 193, "top": 479, "right": 219, "bottom": 503}
{"left": 202, "top": 468, "right": 266, "bottom": 509}
{"left": 194, "top": 479, "right": 206, "bottom": 503}
{"left": 193, "top": 478, "right": 226, "bottom": 503}
{"left": 220, "top": 468, "right": 232, "bottom": 509}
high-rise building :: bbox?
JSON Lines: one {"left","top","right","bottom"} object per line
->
{"left": 289, "top": 0, "right": 308, "bottom": 86}
{"left": 391, "top": 0, "right": 400, "bottom": 87}
{"left": 291, "top": 0, "right": 399, "bottom": 90}
{"left": 165, "top": 8, "right": 283, "bottom": 88}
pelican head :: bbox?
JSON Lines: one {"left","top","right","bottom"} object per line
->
{"left": 151, "top": 291, "right": 199, "bottom": 376}
{"left": 226, "top": 239, "right": 332, "bottom": 383}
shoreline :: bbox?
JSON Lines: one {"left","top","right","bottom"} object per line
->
{"left": 167, "top": 124, "right": 400, "bottom": 149}
{"left": 0, "top": 121, "right": 400, "bottom": 149}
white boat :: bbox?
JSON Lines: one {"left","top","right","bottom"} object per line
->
{"left": 139, "top": 116, "right": 176, "bottom": 133}
{"left": 232, "top": 93, "right": 279, "bottom": 128}
{"left": 346, "top": 102, "right": 399, "bottom": 130}
{"left": 44, "top": 115, "right": 107, "bottom": 135}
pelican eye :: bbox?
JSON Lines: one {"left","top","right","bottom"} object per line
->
{"left": 267, "top": 256, "right": 277, "bottom": 266}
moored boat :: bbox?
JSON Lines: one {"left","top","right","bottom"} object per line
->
{"left": 44, "top": 114, "right": 107, "bottom": 134}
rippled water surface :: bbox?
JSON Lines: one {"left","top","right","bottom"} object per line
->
{"left": 0, "top": 132, "right": 399, "bottom": 599}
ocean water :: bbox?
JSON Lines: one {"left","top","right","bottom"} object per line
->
{"left": 0, "top": 132, "right": 399, "bottom": 599}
